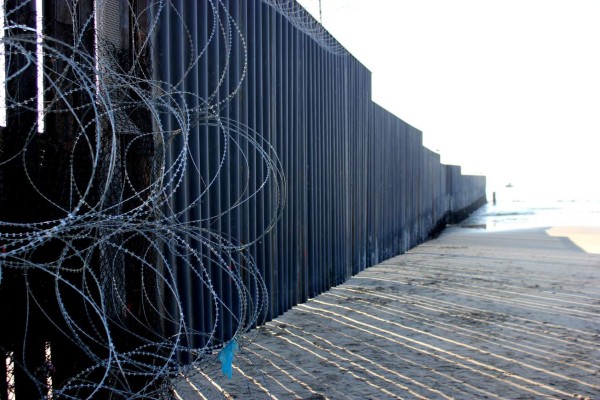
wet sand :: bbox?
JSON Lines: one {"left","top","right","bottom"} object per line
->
{"left": 177, "top": 226, "right": 600, "bottom": 399}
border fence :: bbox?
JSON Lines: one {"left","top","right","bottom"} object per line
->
{"left": 0, "top": 0, "right": 485, "bottom": 398}
{"left": 155, "top": 0, "right": 486, "bottom": 325}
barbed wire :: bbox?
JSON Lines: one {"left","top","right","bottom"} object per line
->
{"left": 0, "top": 0, "right": 292, "bottom": 398}
{"left": 261, "top": 0, "right": 347, "bottom": 55}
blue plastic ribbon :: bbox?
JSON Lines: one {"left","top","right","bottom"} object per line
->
{"left": 217, "top": 339, "right": 239, "bottom": 379}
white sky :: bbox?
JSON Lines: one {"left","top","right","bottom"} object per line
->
{"left": 297, "top": 0, "right": 600, "bottom": 200}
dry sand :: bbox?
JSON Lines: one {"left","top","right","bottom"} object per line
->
{"left": 176, "top": 226, "right": 600, "bottom": 399}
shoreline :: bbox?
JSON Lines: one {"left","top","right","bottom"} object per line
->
{"left": 178, "top": 225, "right": 600, "bottom": 399}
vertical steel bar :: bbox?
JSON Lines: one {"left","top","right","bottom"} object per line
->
{"left": 151, "top": 0, "right": 486, "bottom": 347}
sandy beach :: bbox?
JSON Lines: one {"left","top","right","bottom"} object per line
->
{"left": 176, "top": 225, "right": 600, "bottom": 399}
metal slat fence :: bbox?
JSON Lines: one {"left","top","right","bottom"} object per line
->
{"left": 0, "top": 1, "right": 485, "bottom": 396}
{"left": 155, "top": 0, "right": 486, "bottom": 342}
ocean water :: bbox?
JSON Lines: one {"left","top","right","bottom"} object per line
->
{"left": 461, "top": 199, "right": 600, "bottom": 231}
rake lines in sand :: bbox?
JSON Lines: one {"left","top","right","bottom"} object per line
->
{"left": 298, "top": 299, "right": 589, "bottom": 399}
{"left": 326, "top": 289, "right": 600, "bottom": 383}
{"left": 377, "top": 258, "right": 600, "bottom": 298}
{"left": 367, "top": 266, "right": 600, "bottom": 317}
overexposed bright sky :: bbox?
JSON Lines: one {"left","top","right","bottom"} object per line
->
{"left": 297, "top": 0, "right": 600, "bottom": 200}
